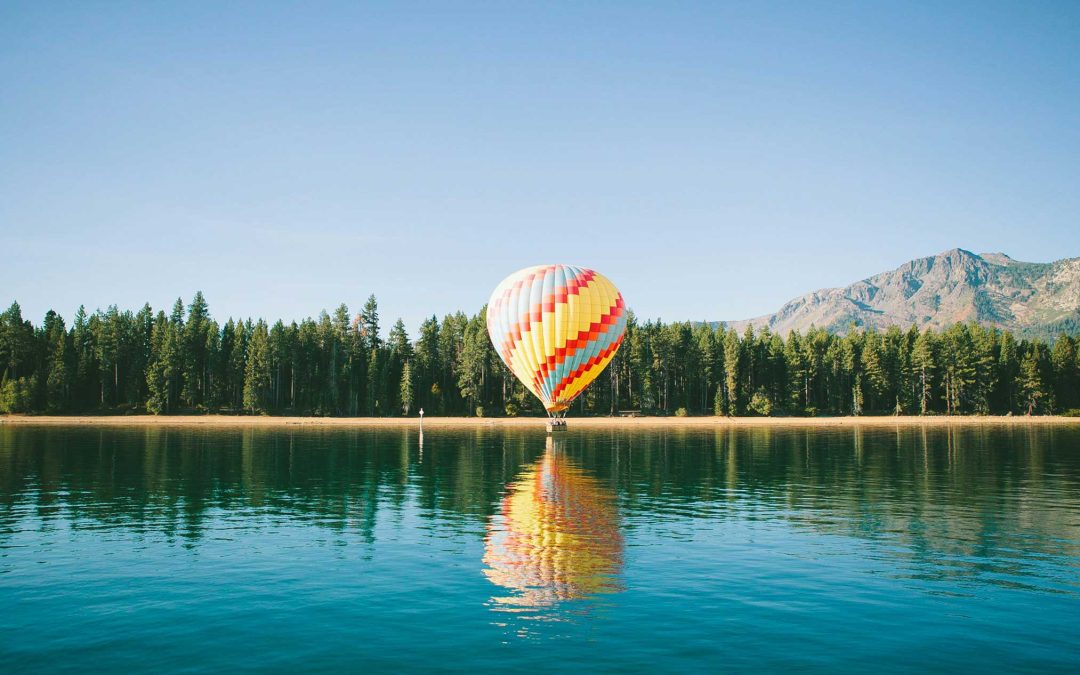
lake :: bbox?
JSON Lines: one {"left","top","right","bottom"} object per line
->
{"left": 1, "top": 423, "right": 1079, "bottom": 672}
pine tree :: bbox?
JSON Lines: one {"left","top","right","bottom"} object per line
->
{"left": 387, "top": 319, "right": 411, "bottom": 358}
{"left": 414, "top": 316, "right": 440, "bottom": 413}
{"left": 765, "top": 332, "right": 786, "bottom": 413}
{"left": 360, "top": 294, "right": 381, "bottom": 351}
{"left": 44, "top": 313, "right": 69, "bottom": 412}
{"left": 71, "top": 305, "right": 95, "bottom": 410}
{"left": 400, "top": 359, "right": 415, "bottom": 416}
{"left": 784, "top": 331, "right": 806, "bottom": 412}
{"left": 228, "top": 320, "right": 250, "bottom": 410}
{"left": 131, "top": 303, "right": 154, "bottom": 405}
{"left": 146, "top": 311, "right": 172, "bottom": 414}
{"left": 862, "top": 331, "right": 887, "bottom": 412}
{"left": 629, "top": 323, "right": 650, "bottom": 411}
{"left": 836, "top": 336, "right": 858, "bottom": 415}
{"left": 1018, "top": 349, "right": 1047, "bottom": 415}
{"left": 243, "top": 321, "right": 271, "bottom": 414}
{"left": 343, "top": 317, "right": 365, "bottom": 416}
{"left": 802, "top": 328, "right": 828, "bottom": 413}
{"left": 722, "top": 328, "right": 741, "bottom": 415}
{"left": 969, "top": 326, "right": 999, "bottom": 415}
{"left": 998, "top": 331, "right": 1019, "bottom": 413}
{"left": 911, "top": 329, "right": 936, "bottom": 415}
{"left": 712, "top": 385, "right": 725, "bottom": 416}
{"left": 438, "top": 312, "right": 468, "bottom": 414}
{"left": 883, "top": 326, "right": 905, "bottom": 414}
{"left": 942, "top": 324, "right": 976, "bottom": 414}
{"left": 329, "top": 304, "right": 351, "bottom": 414}
{"left": 1051, "top": 335, "right": 1079, "bottom": 411}
{"left": 896, "top": 325, "right": 919, "bottom": 414}
{"left": 92, "top": 306, "right": 121, "bottom": 407}
{"left": 852, "top": 373, "right": 864, "bottom": 416}
{"left": 0, "top": 301, "right": 33, "bottom": 383}
{"left": 366, "top": 346, "right": 382, "bottom": 416}
{"left": 457, "top": 313, "right": 489, "bottom": 416}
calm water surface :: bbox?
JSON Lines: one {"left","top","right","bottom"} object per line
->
{"left": 1, "top": 424, "right": 1079, "bottom": 672}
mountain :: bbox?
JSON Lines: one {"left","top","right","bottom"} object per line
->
{"left": 718, "top": 249, "right": 1080, "bottom": 338}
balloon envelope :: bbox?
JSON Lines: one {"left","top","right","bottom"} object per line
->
{"left": 486, "top": 264, "right": 626, "bottom": 413}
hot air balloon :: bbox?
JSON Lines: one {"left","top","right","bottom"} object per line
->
{"left": 486, "top": 265, "right": 626, "bottom": 420}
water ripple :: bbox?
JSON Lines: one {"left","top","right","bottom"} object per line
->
{"left": 1, "top": 425, "right": 1079, "bottom": 671}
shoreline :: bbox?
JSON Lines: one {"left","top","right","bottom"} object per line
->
{"left": 2, "top": 414, "right": 1079, "bottom": 429}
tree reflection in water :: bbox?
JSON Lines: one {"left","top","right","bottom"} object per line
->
{"left": 483, "top": 437, "right": 623, "bottom": 623}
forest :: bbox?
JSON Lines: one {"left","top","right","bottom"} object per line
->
{"left": 1, "top": 293, "right": 1078, "bottom": 417}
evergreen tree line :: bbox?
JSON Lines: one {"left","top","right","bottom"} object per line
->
{"left": 2, "top": 293, "right": 1078, "bottom": 417}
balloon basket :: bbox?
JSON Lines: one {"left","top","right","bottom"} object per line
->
{"left": 546, "top": 420, "right": 568, "bottom": 433}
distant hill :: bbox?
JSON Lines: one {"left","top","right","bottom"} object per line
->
{"left": 718, "top": 248, "right": 1080, "bottom": 339}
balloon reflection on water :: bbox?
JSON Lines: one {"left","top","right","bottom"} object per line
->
{"left": 483, "top": 438, "right": 623, "bottom": 617}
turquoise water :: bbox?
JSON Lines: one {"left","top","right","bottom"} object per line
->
{"left": 1, "top": 424, "right": 1079, "bottom": 672}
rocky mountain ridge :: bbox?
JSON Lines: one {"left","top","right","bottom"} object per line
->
{"left": 719, "top": 248, "right": 1080, "bottom": 337}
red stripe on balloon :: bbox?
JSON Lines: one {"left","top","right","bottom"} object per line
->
{"left": 529, "top": 294, "right": 624, "bottom": 384}
{"left": 549, "top": 332, "right": 625, "bottom": 404}
{"left": 498, "top": 267, "right": 598, "bottom": 359}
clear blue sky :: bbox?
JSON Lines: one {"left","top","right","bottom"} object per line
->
{"left": 2, "top": 1, "right": 1078, "bottom": 335}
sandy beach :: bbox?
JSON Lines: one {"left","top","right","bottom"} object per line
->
{"left": 2, "top": 414, "right": 1078, "bottom": 429}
